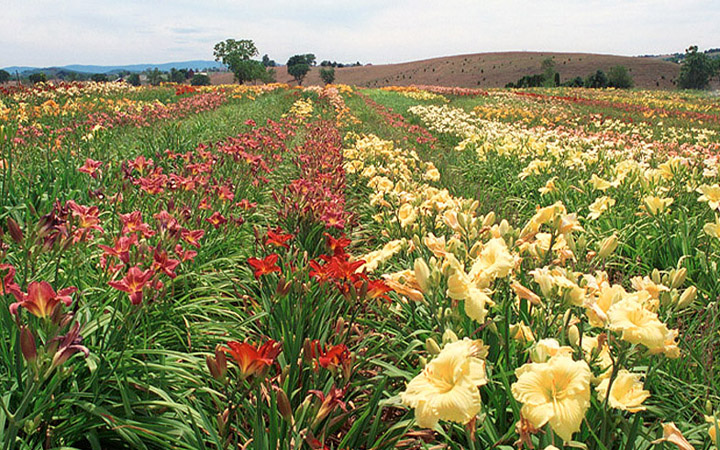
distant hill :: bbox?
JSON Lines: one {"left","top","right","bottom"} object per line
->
{"left": 213, "top": 52, "right": 683, "bottom": 90}
{"left": 2, "top": 60, "right": 226, "bottom": 75}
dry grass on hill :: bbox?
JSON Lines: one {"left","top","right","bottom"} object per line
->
{"left": 211, "top": 51, "right": 681, "bottom": 90}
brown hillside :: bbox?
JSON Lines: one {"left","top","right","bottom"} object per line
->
{"left": 211, "top": 51, "right": 681, "bottom": 90}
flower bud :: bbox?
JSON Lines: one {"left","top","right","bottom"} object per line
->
{"left": 677, "top": 286, "right": 697, "bottom": 309}
{"left": 457, "top": 212, "right": 468, "bottom": 231}
{"left": 206, "top": 345, "right": 227, "bottom": 382}
{"left": 576, "top": 234, "right": 587, "bottom": 252}
{"left": 483, "top": 211, "right": 496, "bottom": 227}
{"left": 20, "top": 326, "right": 37, "bottom": 364}
{"left": 275, "top": 387, "right": 294, "bottom": 423}
{"left": 568, "top": 325, "right": 580, "bottom": 347}
{"left": 468, "top": 241, "right": 483, "bottom": 259}
{"left": 425, "top": 338, "right": 441, "bottom": 355}
{"left": 706, "top": 400, "right": 714, "bottom": 416}
{"left": 6, "top": 217, "right": 23, "bottom": 244}
{"left": 442, "top": 329, "right": 458, "bottom": 344}
{"left": 414, "top": 258, "right": 430, "bottom": 293}
{"left": 418, "top": 356, "right": 427, "bottom": 368}
{"left": 671, "top": 268, "right": 687, "bottom": 289}
{"left": 597, "top": 234, "right": 618, "bottom": 259}
{"left": 651, "top": 268, "right": 662, "bottom": 284}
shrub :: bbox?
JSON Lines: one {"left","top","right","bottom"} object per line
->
{"left": 0, "top": 69, "right": 10, "bottom": 84}
{"left": 190, "top": 74, "right": 211, "bottom": 86}
{"left": 677, "top": 45, "right": 718, "bottom": 90}
{"left": 91, "top": 73, "right": 108, "bottom": 83}
{"left": 28, "top": 72, "right": 47, "bottom": 84}
{"left": 607, "top": 65, "right": 634, "bottom": 89}
{"left": 320, "top": 67, "right": 335, "bottom": 85}
{"left": 126, "top": 73, "right": 141, "bottom": 86}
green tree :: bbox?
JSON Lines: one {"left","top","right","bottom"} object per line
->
{"left": 541, "top": 58, "right": 558, "bottom": 87}
{"left": 145, "top": 68, "right": 164, "bottom": 86}
{"left": 0, "top": 70, "right": 10, "bottom": 84}
{"left": 28, "top": 72, "right": 47, "bottom": 84}
{"left": 190, "top": 74, "right": 211, "bottom": 86}
{"left": 213, "top": 38, "right": 269, "bottom": 84}
{"left": 287, "top": 54, "right": 316, "bottom": 85}
{"left": 319, "top": 67, "right": 335, "bottom": 85}
{"left": 677, "top": 45, "right": 718, "bottom": 90}
{"left": 607, "top": 65, "right": 634, "bottom": 89}
{"left": 585, "top": 70, "right": 608, "bottom": 88}
{"left": 91, "top": 73, "right": 108, "bottom": 83}
{"left": 169, "top": 68, "right": 187, "bottom": 83}
{"left": 126, "top": 73, "right": 141, "bottom": 86}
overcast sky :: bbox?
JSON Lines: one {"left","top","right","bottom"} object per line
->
{"left": 2, "top": 0, "right": 719, "bottom": 68}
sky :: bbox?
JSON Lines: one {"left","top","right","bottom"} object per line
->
{"left": 1, "top": 0, "right": 720, "bottom": 68}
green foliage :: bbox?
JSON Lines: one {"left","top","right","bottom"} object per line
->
{"left": 678, "top": 45, "right": 718, "bottom": 90}
{"left": 0, "top": 69, "right": 10, "bottom": 84}
{"left": 261, "top": 54, "right": 276, "bottom": 67}
{"left": 90, "top": 73, "right": 108, "bottom": 83}
{"left": 287, "top": 54, "right": 316, "bottom": 86}
{"left": 213, "top": 38, "right": 269, "bottom": 84}
{"left": 607, "top": 65, "right": 634, "bottom": 89}
{"left": 585, "top": 69, "right": 608, "bottom": 88}
{"left": 145, "top": 67, "right": 164, "bottom": 86}
{"left": 190, "top": 74, "right": 211, "bottom": 86}
{"left": 541, "top": 57, "right": 558, "bottom": 87}
{"left": 28, "top": 72, "right": 47, "bottom": 84}
{"left": 319, "top": 67, "right": 335, "bottom": 85}
{"left": 126, "top": 73, "right": 141, "bottom": 86}
{"left": 561, "top": 76, "right": 585, "bottom": 87}
{"left": 169, "top": 68, "right": 188, "bottom": 83}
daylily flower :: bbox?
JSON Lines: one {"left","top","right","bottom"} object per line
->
{"left": 108, "top": 266, "right": 154, "bottom": 305}
{"left": 224, "top": 339, "right": 282, "bottom": 379}
{"left": 152, "top": 248, "right": 180, "bottom": 279}
{"left": 205, "top": 211, "right": 227, "bottom": 229}
{"left": 49, "top": 322, "right": 89, "bottom": 369}
{"left": 78, "top": 158, "right": 103, "bottom": 178}
{"left": 265, "top": 228, "right": 293, "bottom": 248}
{"left": 9, "top": 281, "right": 77, "bottom": 318}
{"left": 247, "top": 254, "right": 281, "bottom": 279}
{"left": 181, "top": 229, "right": 205, "bottom": 248}
{"left": 120, "top": 211, "right": 155, "bottom": 238}
{"left": 511, "top": 355, "right": 591, "bottom": 442}
{"left": 0, "top": 264, "right": 21, "bottom": 297}
{"left": 401, "top": 338, "right": 488, "bottom": 428}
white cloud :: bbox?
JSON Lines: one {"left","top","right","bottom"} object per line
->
{"left": 1, "top": 0, "right": 718, "bottom": 67}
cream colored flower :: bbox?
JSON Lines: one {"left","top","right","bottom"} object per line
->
{"left": 697, "top": 184, "right": 720, "bottom": 210}
{"left": 703, "top": 215, "right": 720, "bottom": 239}
{"left": 596, "top": 370, "right": 650, "bottom": 412}
{"left": 643, "top": 196, "right": 673, "bottom": 215}
{"left": 588, "top": 196, "right": 616, "bottom": 220}
{"left": 651, "top": 422, "right": 694, "bottom": 450}
{"left": 398, "top": 203, "right": 417, "bottom": 228}
{"left": 539, "top": 177, "right": 557, "bottom": 196}
{"left": 511, "top": 356, "right": 591, "bottom": 442}
{"left": 607, "top": 298, "right": 676, "bottom": 354}
{"left": 401, "top": 338, "right": 488, "bottom": 428}
{"left": 530, "top": 339, "right": 573, "bottom": 363}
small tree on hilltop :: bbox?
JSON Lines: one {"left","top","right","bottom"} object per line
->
{"left": 585, "top": 70, "right": 608, "bottom": 88}
{"left": 320, "top": 67, "right": 335, "bottom": 85}
{"left": 287, "top": 54, "right": 316, "bottom": 86}
{"left": 28, "top": 72, "right": 47, "bottom": 84}
{"left": 0, "top": 70, "right": 10, "bottom": 84}
{"left": 541, "top": 58, "right": 558, "bottom": 87}
{"left": 607, "top": 65, "right": 634, "bottom": 89}
{"left": 677, "top": 45, "right": 718, "bottom": 90}
{"left": 214, "top": 38, "right": 271, "bottom": 84}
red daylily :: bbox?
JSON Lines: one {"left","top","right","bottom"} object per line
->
{"left": 308, "top": 386, "right": 348, "bottom": 426}
{"left": 365, "top": 279, "right": 392, "bottom": 302}
{"left": 66, "top": 200, "right": 103, "bottom": 233}
{"left": 129, "top": 155, "right": 153, "bottom": 174}
{"left": 78, "top": 158, "right": 103, "bottom": 178}
{"left": 120, "top": 211, "right": 155, "bottom": 238}
{"left": 49, "top": 322, "right": 90, "bottom": 369}
{"left": 152, "top": 248, "right": 180, "bottom": 279}
{"left": 223, "top": 339, "right": 282, "bottom": 379}
{"left": 324, "top": 233, "right": 351, "bottom": 256}
{"left": 98, "top": 235, "right": 137, "bottom": 264}
{"left": 326, "top": 256, "right": 364, "bottom": 281}
{"left": 205, "top": 211, "right": 227, "bottom": 229}
{"left": 181, "top": 229, "right": 205, "bottom": 248}
{"left": 9, "top": 281, "right": 77, "bottom": 318}
{"left": 247, "top": 254, "right": 281, "bottom": 279}
{"left": 235, "top": 199, "right": 257, "bottom": 210}
{"left": 108, "top": 266, "right": 154, "bottom": 305}
{"left": 265, "top": 228, "right": 293, "bottom": 249}
{"left": 307, "top": 340, "right": 351, "bottom": 371}
{"left": 216, "top": 185, "right": 235, "bottom": 202}
{"left": 0, "top": 264, "right": 20, "bottom": 297}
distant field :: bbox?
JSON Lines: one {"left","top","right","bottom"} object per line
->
{"left": 212, "top": 51, "right": 682, "bottom": 89}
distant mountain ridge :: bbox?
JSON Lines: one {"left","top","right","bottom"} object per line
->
{"left": 2, "top": 60, "right": 226, "bottom": 75}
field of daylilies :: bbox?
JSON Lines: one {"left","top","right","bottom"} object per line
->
{"left": 1, "top": 80, "right": 720, "bottom": 450}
